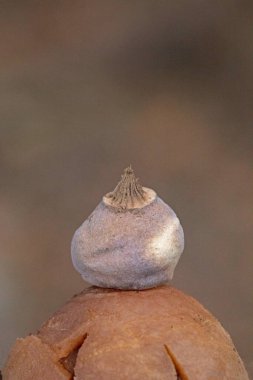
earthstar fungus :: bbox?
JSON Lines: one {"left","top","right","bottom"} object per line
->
{"left": 3, "top": 166, "right": 249, "bottom": 379}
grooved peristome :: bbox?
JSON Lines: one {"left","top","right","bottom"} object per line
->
{"left": 103, "top": 166, "right": 156, "bottom": 210}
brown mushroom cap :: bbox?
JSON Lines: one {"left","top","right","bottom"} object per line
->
{"left": 3, "top": 286, "right": 249, "bottom": 380}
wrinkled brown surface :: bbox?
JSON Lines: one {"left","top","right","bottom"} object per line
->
{"left": 2, "top": 336, "right": 71, "bottom": 380}
{"left": 3, "top": 286, "right": 248, "bottom": 379}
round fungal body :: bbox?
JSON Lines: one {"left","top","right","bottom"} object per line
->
{"left": 71, "top": 167, "right": 184, "bottom": 289}
{"left": 3, "top": 286, "right": 249, "bottom": 379}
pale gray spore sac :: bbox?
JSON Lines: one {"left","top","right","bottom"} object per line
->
{"left": 71, "top": 167, "right": 184, "bottom": 290}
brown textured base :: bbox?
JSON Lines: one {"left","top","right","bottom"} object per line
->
{"left": 3, "top": 286, "right": 249, "bottom": 379}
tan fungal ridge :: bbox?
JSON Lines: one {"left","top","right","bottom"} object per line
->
{"left": 106, "top": 166, "right": 146, "bottom": 210}
{"left": 59, "top": 333, "right": 88, "bottom": 377}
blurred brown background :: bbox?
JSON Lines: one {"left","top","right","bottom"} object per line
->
{"left": 0, "top": 0, "right": 253, "bottom": 376}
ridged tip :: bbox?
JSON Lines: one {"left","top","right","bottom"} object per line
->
{"left": 105, "top": 166, "right": 146, "bottom": 210}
